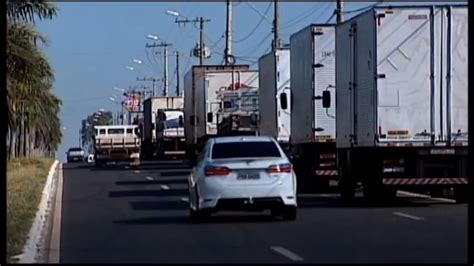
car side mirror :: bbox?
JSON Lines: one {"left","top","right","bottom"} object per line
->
{"left": 280, "top": 92, "right": 288, "bottom": 110}
{"left": 207, "top": 112, "right": 213, "bottom": 123}
{"left": 322, "top": 90, "right": 331, "bottom": 108}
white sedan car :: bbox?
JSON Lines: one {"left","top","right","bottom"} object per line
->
{"left": 188, "top": 136, "right": 297, "bottom": 221}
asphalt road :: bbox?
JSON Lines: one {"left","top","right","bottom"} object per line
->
{"left": 59, "top": 161, "right": 468, "bottom": 263}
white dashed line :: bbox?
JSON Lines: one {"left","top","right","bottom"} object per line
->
{"left": 398, "top": 190, "right": 456, "bottom": 203}
{"left": 124, "top": 166, "right": 130, "bottom": 169}
{"left": 392, "top": 212, "right": 424, "bottom": 221}
{"left": 134, "top": 170, "right": 141, "bottom": 174}
{"left": 145, "top": 176, "right": 154, "bottom": 181}
{"left": 160, "top": 185, "right": 170, "bottom": 190}
{"left": 271, "top": 246, "right": 304, "bottom": 262}
{"left": 181, "top": 197, "right": 189, "bottom": 202}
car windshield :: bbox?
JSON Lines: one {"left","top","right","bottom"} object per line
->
{"left": 211, "top": 141, "right": 282, "bottom": 159}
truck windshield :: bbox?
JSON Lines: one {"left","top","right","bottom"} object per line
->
{"left": 165, "top": 118, "right": 181, "bottom": 129}
{"left": 211, "top": 141, "right": 282, "bottom": 159}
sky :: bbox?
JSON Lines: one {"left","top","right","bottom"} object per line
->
{"left": 36, "top": 1, "right": 465, "bottom": 161}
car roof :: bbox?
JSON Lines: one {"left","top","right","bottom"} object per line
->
{"left": 212, "top": 136, "right": 275, "bottom": 144}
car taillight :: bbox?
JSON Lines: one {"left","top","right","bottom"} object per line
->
{"left": 204, "top": 166, "right": 232, "bottom": 176}
{"left": 266, "top": 164, "right": 292, "bottom": 174}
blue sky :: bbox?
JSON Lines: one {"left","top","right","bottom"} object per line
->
{"left": 36, "top": 2, "right": 464, "bottom": 161}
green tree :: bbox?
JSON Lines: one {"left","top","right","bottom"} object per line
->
{"left": 6, "top": 0, "right": 61, "bottom": 159}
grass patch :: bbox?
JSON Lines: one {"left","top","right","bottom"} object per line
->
{"left": 7, "top": 157, "right": 55, "bottom": 263}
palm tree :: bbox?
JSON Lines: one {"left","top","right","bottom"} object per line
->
{"left": 6, "top": 0, "right": 61, "bottom": 159}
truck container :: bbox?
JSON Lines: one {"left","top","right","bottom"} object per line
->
{"left": 258, "top": 48, "right": 291, "bottom": 151}
{"left": 155, "top": 109, "right": 186, "bottom": 158}
{"left": 142, "top": 96, "right": 184, "bottom": 160}
{"left": 216, "top": 85, "right": 259, "bottom": 136}
{"left": 289, "top": 24, "right": 338, "bottom": 192}
{"left": 183, "top": 65, "right": 259, "bottom": 156}
{"left": 93, "top": 125, "right": 141, "bottom": 167}
{"left": 336, "top": 5, "right": 468, "bottom": 202}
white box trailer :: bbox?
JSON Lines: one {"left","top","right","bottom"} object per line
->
{"left": 289, "top": 24, "right": 338, "bottom": 192}
{"left": 142, "top": 96, "right": 184, "bottom": 159}
{"left": 258, "top": 48, "right": 291, "bottom": 148}
{"left": 336, "top": 5, "right": 468, "bottom": 202}
{"left": 183, "top": 65, "right": 259, "bottom": 155}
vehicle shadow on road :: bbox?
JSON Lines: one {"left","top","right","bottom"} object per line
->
{"left": 297, "top": 195, "right": 455, "bottom": 208}
{"left": 109, "top": 189, "right": 188, "bottom": 198}
{"left": 115, "top": 179, "right": 189, "bottom": 186}
{"left": 112, "top": 213, "right": 281, "bottom": 225}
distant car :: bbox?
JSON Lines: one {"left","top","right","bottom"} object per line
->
{"left": 66, "top": 147, "right": 85, "bottom": 163}
{"left": 87, "top": 154, "right": 95, "bottom": 163}
{"left": 188, "top": 136, "right": 297, "bottom": 221}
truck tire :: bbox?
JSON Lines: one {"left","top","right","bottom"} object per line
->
{"left": 363, "top": 177, "right": 382, "bottom": 203}
{"left": 453, "top": 187, "right": 469, "bottom": 203}
{"left": 338, "top": 150, "right": 355, "bottom": 201}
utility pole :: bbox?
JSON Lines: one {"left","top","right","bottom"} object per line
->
{"left": 174, "top": 51, "right": 180, "bottom": 96}
{"left": 175, "top": 16, "right": 211, "bottom": 66}
{"left": 273, "top": 0, "right": 281, "bottom": 51}
{"left": 137, "top": 77, "right": 161, "bottom": 97}
{"left": 146, "top": 42, "right": 173, "bottom": 96}
{"left": 336, "top": 0, "right": 344, "bottom": 24}
{"left": 224, "top": 0, "right": 234, "bottom": 65}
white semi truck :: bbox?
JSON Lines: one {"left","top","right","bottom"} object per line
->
{"left": 289, "top": 24, "right": 338, "bottom": 192}
{"left": 183, "top": 65, "right": 259, "bottom": 157}
{"left": 258, "top": 47, "right": 291, "bottom": 152}
{"left": 155, "top": 109, "right": 186, "bottom": 158}
{"left": 216, "top": 84, "right": 259, "bottom": 136}
{"left": 142, "top": 96, "right": 184, "bottom": 160}
{"left": 93, "top": 125, "right": 141, "bottom": 167}
{"left": 336, "top": 5, "right": 468, "bottom": 202}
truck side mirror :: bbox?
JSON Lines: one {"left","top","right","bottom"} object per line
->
{"left": 178, "top": 116, "right": 184, "bottom": 126}
{"left": 322, "top": 90, "right": 331, "bottom": 108}
{"left": 207, "top": 112, "right": 213, "bottom": 123}
{"left": 280, "top": 93, "right": 288, "bottom": 110}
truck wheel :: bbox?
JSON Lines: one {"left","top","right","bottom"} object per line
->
{"left": 363, "top": 177, "right": 383, "bottom": 203}
{"left": 453, "top": 187, "right": 469, "bottom": 203}
{"left": 282, "top": 206, "right": 297, "bottom": 221}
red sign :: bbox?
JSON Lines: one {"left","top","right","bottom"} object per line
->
{"left": 124, "top": 94, "right": 141, "bottom": 112}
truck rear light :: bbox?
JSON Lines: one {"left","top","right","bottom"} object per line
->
{"left": 205, "top": 166, "right": 232, "bottom": 176}
{"left": 267, "top": 164, "right": 292, "bottom": 174}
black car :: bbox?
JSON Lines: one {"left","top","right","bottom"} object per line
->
{"left": 66, "top": 147, "right": 85, "bottom": 163}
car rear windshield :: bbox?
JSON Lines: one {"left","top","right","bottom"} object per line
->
{"left": 108, "top": 128, "right": 124, "bottom": 134}
{"left": 211, "top": 141, "right": 282, "bottom": 159}
{"left": 69, "top": 148, "right": 82, "bottom": 152}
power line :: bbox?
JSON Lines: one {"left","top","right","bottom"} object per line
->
{"left": 281, "top": 3, "right": 332, "bottom": 31}
{"left": 280, "top": 4, "right": 321, "bottom": 30}
{"left": 234, "top": 2, "right": 272, "bottom": 43}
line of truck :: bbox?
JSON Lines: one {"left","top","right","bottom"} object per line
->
{"left": 92, "top": 4, "right": 468, "bottom": 202}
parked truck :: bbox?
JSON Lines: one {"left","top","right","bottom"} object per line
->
{"left": 155, "top": 109, "right": 186, "bottom": 159}
{"left": 258, "top": 47, "right": 291, "bottom": 152}
{"left": 142, "top": 96, "right": 184, "bottom": 160}
{"left": 183, "top": 65, "right": 258, "bottom": 157}
{"left": 289, "top": 24, "right": 338, "bottom": 192}
{"left": 93, "top": 125, "right": 141, "bottom": 167}
{"left": 336, "top": 5, "right": 468, "bottom": 202}
{"left": 216, "top": 84, "right": 259, "bottom": 136}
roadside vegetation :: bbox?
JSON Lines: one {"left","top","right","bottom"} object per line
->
{"left": 7, "top": 158, "right": 56, "bottom": 262}
{"left": 7, "top": 1, "right": 61, "bottom": 159}
{"left": 7, "top": 0, "right": 60, "bottom": 262}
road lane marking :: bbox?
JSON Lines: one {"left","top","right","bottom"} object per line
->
{"left": 398, "top": 190, "right": 456, "bottom": 203}
{"left": 271, "top": 246, "right": 304, "bottom": 262}
{"left": 134, "top": 170, "right": 141, "bottom": 174}
{"left": 392, "top": 212, "right": 423, "bottom": 221}
{"left": 145, "top": 176, "right": 154, "bottom": 181}
{"left": 125, "top": 166, "right": 130, "bottom": 169}
{"left": 181, "top": 197, "right": 189, "bottom": 202}
{"left": 160, "top": 184, "right": 170, "bottom": 190}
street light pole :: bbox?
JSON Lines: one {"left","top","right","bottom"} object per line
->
{"left": 146, "top": 42, "right": 173, "bottom": 96}
{"left": 175, "top": 51, "right": 180, "bottom": 96}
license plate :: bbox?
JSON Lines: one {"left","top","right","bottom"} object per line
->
{"left": 237, "top": 172, "right": 260, "bottom": 180}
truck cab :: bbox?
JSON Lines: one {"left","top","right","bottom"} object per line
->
{"left": 155, "top": 110, "right": 186, "bottom": 158}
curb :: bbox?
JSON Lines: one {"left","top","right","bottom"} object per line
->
{"left": 13, "top": 160, "right": 59, "bottom": 263}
